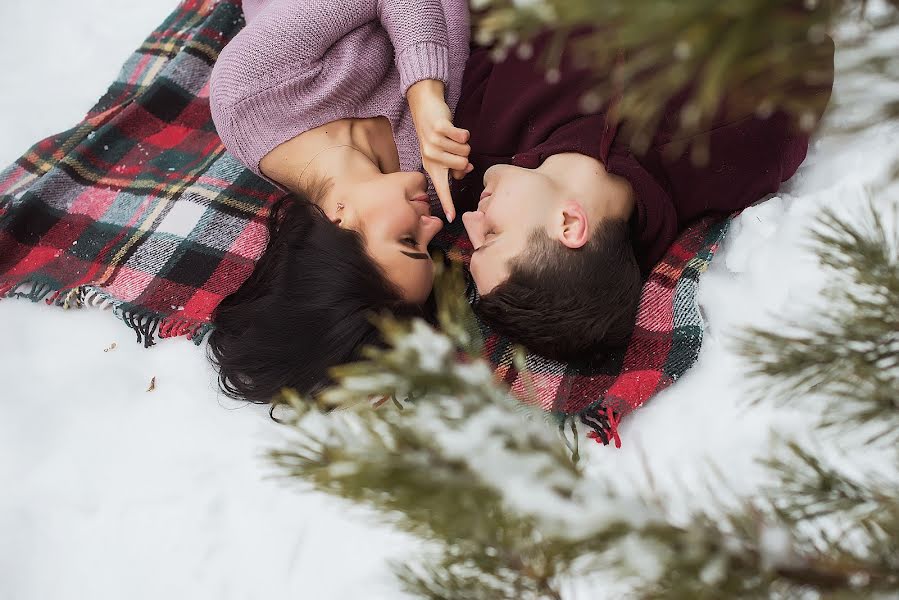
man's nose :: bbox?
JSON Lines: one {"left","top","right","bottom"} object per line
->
{"left": 461, "top": 211, "right": 484, "bottom": 248}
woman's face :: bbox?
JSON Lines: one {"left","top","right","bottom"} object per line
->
{"left": 324, "top": 171, "right": 443, "bottom": 304}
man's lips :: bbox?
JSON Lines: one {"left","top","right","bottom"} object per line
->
{"left": 477, "top": 189, "right": 492, "bottom": 212}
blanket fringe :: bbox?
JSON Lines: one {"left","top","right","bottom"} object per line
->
{"left": 81, "top": 287, "right": 116, "bottom": 310}
{"left": 582, "top": 405, "right": 622, "bottom": 448}
{"left": 2, "top": 278, "right": 210, "bottom": 347}
{"left": 2, "top": 279, "right": 74, "bottom": 307}
{"left": 120, "top": 308, "right": 210, "bottom": 347}
{"left": 123, "top": 310, "right": 161, "bottom": 348}
{"left": 3, "top": 280, "right": 55, "bottom": 303}
{"left": 558, "top": 415, "right": 581, "bottom": 463}
{"left": 158, "top": 316, "right": 206, "bottom": 341}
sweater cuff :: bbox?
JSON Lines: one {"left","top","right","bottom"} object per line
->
{"left": 397, "top": 41, "right": 449, "bottom": 97}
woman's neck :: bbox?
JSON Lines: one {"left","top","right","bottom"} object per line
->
{"left": 259, "top": 118, "right": 397, "bottom": 196}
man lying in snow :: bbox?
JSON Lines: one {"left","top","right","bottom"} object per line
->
{"left": 452, "top": 29, "right": 835, "bottom": 362}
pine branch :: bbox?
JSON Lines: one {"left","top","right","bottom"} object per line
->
{"left": 267, "top": 200, "right": 899, "bottom": 597}
{"left": 472, "top": 0, "right": 898, "bottom": 162}
{"left": 767, "top": 442, "right": 898, "bottom": 524}
{"left": 309, "top": 261, "right": 504, "bottom": 414}
{"left": 270, "top": 393, "right": 522, "bottom": 545}
{"left": 266, "top": 262, "right": 589, "bottom": 597}
{"left": 737, "top": 200, "right": 899, "bottom": 443}
{"left": 612, "top": 505, "right": 899, "bottom": 597}
{"left": 270, "top": 389, "right": 590, "bottom": 600}
{"left": 269, "top": 381, "right": 899, "bottom": 597}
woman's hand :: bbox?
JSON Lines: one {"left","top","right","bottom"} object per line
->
{"left": 407, "top": 79, "right": 472, "bottom": 222}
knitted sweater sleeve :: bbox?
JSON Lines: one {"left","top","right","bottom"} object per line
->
{"left": 213, "top": 0, "right": 450, "bottom": 106}
{"left": 377, "top": 0, "right": 450, "bottom": 95}
{"left": 210, "top": 0, "right": 453, "bottom": 172}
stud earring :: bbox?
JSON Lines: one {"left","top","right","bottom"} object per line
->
{"left": 337, "top": 202, "right": 345, "bottom": 211}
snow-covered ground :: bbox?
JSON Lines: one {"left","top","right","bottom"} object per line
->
{"left": 1, "top": 2, "right": 896, "bottom": 599}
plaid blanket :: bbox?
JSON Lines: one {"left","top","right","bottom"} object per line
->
{"left": 0, "top": 0, "right": 283, "bottom": 346}
{"left": 436, "top": 216, "right": 729, "bottom": 448}
{"left": 0, "top": 0, "right": 729, "bottom": 446}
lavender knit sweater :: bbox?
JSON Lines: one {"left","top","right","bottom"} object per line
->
{"left": 210, "top": 0, "right": 470, "bottom": 179}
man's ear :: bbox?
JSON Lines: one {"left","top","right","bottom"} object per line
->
{"left": 555, "top": 201, "right": 589, "bottom": 249}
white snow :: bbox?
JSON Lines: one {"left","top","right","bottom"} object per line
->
{"left": 1, "top": 2, "right": 897, "bottom": 599}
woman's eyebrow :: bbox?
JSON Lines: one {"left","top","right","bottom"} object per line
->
{"left": 400, "top": 250, "right": 430, "bottom": 260}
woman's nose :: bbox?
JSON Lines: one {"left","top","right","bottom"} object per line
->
{"left": 419, "top": 215, "right": 443, "bottom": 245}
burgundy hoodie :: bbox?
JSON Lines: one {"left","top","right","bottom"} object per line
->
{"left": 451, "top": 31, "right": 834, "bottom": 273}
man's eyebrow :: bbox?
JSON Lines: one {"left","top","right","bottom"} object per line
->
{"left": 401, "top": 250, "right": 430, "bottom": 260}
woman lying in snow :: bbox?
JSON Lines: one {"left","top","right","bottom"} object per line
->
{"left": 206, "top": 0, "right": 470, "bottom": 402}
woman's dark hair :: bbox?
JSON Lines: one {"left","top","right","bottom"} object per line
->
{"left": 207, "top": 193, "right": 429, "bottom": 404}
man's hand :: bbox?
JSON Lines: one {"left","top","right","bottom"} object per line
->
{"left": 407, "top": 79, "right": 472, "bottom": 222}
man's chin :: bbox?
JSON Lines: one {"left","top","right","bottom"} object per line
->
{"left": 472, "top": 275, "right": 500, "bottom": 297}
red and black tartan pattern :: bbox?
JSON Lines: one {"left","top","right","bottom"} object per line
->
{"left": 434, "top": 215, "right": 730, "bottom": 447}
{"left": 0, "top": 0, "right": 730, "bottom": 444}
{"left": 0, "top": 0, "right": 283, "bottom": 346}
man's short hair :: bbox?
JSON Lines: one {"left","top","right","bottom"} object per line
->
{"left": 475, "top": 218, "right": 642, "bottom": 362}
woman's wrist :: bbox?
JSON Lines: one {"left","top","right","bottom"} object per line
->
{"left": 406, "top": 79, "right": 446, "bottom": 113}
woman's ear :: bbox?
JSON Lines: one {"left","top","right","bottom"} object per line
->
{"left": 555, "top": 201, "right": 589, "bottom": 249}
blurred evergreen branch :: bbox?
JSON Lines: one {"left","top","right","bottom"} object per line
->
{"left": 271, "top": 393, "right": 592, "bottom": 600}
{"left": 265, "top": 1, "right": 899, "bottom": 590}
{"left": 768, "top": 443, "right": 896, "bottom": 524}
{"left": 309, "top": 260, "right": 505, "bottom": 413}
{"left": 470, "top": 0, "right": 898, "bottom": 162}
{"left": 737, "top": 201, "right": 899, "bottom": 444}
{"left": 268, "top": 199, "right": 899, "bottom": 598}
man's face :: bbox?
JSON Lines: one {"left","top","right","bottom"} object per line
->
{"left": 461, "top": 164, "right": 558, "bottom": 295}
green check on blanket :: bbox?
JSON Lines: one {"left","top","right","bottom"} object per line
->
{"left": 0, "top": 0, "right": 729, "bottom": 446}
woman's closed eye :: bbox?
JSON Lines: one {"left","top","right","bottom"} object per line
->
{"left": 401, "top": 236, "right": 419, "bottom": 248}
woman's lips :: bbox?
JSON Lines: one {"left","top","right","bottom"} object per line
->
{"left": 411, "top": 193, "right": 431, "bottom": 216}
{"left": 480, "top": 190, "right": 492, "bottom": 201}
